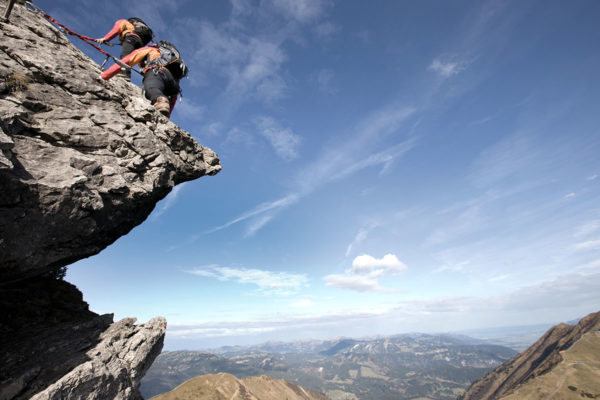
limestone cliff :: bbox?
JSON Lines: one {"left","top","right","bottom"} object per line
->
{"left": 0, "top": 3, "right": 220, "bottom": 399}
{"left": 0, "top": 3, "right": 221, "bottom": 283}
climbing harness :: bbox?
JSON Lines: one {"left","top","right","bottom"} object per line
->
{"left": 24, "top": 2, "right": 142, "bottom": 76}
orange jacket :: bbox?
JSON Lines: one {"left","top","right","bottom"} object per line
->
{"left": 100, "top": 46, "right": 160, "bottom": 80}
{"left": 101, "top": 46, "right": 179, "bottom": 115}
{"left": 102, "top": 19, "right": 136, "bottom": 42}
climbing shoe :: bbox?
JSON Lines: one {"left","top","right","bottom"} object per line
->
{"left": 154, "top": 96, "right": 170, "bottom": 116}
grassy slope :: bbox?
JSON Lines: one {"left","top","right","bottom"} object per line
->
{"left": 500, "top": 332, "right": 600, "bottom": 400}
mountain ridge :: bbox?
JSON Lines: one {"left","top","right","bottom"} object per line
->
{"left": 459, "top": 310, "right": 600, "bottom": 400}
{"left": 149, "top": 373, "right": 329, "bottom": 400}
{"left": 142, "top": 333, "right": 517, "bottom": 400}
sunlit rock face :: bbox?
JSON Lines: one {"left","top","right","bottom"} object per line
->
{"left": 0, "top": 3, "right": 220, "bottom": 283}
{"left": 0, "top": 3, "right": 220, "bottom": 399}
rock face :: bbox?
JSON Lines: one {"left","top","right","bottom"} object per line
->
{"left": 0, "top": 3, "right": 220, "bottom": 399}
{"left": 459, "top": 310, "right": 600, "bottom": 400}
{"left": 0, "top": 3, "right": 221, "bottom": 283}
{"left": 30, "top": 317, "right": 167, "bottom": 400}
{"left": 149, "top": 373, "right": 329, "bottom": 400}
{"left": 0, "top": 277, "right": 166, "bottom": 400}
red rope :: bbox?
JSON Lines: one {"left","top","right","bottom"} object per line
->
{"left": 40, "top": 13, "right": 114, "bottom": 58}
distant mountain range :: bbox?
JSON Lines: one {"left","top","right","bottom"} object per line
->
{"left": 142, "top": 313, "right": 600, "bottom": 400}
{"left": 141, "top": 333, "right": 517, "bottom": 400}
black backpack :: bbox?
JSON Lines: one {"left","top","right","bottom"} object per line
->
{"left": 146, "top": 41, "right": 189, "bottom": 80}
{"left": 128, "top": 17, "right": 153, "bottom": 45}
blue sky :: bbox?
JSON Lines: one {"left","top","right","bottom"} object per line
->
{"left": 35, "top": 0, "right": 600, "bottom": 350}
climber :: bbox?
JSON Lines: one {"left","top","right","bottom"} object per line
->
{"left": 100, "top": 41, "right": 188, "bottom": 118}
{"left": 95, "top": 18, "right": 153, "bottom": 80}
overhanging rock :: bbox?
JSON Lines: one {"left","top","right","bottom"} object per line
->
{"left": 0, "top": 3, "right": 221, "bottom": 283}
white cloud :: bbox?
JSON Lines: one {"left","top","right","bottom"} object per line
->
{"left": 186, "top": 265, "right": 308, "bottom": 296}
{"left": 488, "top": 274, "right": 510, "bottom": 282}
{"left": 428, "top": 58, "right": 468, "bottom": 77}
{"left": 575, "top": 220, "right": 600, "bottom": 237}
{"left": 210, "top": 105, "right": 416, "bottom": 235}
{"left": 564, "top": 192, "right": 576, "bottom": 199}
{"left": 573, "top": 239, "right": 600, "bottom": 251}
{"left": 255, "top": 116, "right": 301, "bottom": 161}
{"left": 314, "top": 21, "right": 340, "bottom": 39}
{"left": 172, "top": 99, "right": 205, "bottom": 121}
{"left": 425, "top": 194, "right": 491, "bottom": 247}
{"left": 267, "top": 0, "right": 331, "bottom": 22}
{"left": 167, "top": 271, "right": 600, "bottom": 345}
{"left": 203, "top": 122, "right": 224, "bottom": 137}
{"left": 211, "top": 193, "right": 299, "bottom": 233}
{"left": 151, "top": 183, "right": 187, "bottom": 220}
{"left": 245, "top": 215, "right": 274, "bottom": 237}
{"left": 434, "top": 261, "right": 470, "bottom": 273}
{"left": 191, "top": 20, "right": 289, "bottom": 110}
{"left": 324, "top": 254, "right": 407, "bottom": 292}
{"left": 168, "top": 306, "right": 391, "bottom": 338}
{"left": 350, "top": 254, "right": 406, "bottom": 275}
{"left": 345, "top": 222, "right": 379, "bottom": 257}
{"left": 125, "top": 0, "right": 188, "bottom": 32}
{"left": 224, "top": 127, "right": 254, "bottom": 147}
{"left": 312, "top": 68, "right": 336, "bottom": 94}
{"left": 587, "top": 174, "right": 598, "bottom": 181}
{"left": 291, "top": 298, "right": 314, "bottom": 308}
{"left": 577, "top": 258, "right": 600, "bottom": 271}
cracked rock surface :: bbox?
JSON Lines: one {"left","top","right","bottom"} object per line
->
{"left": 0, "top": 3, "right": 220, "bottom": 399}
{"left": 0, "top": 278, "right": 165, "bottom": 400}
{"left": 0, "top": 3, "right": 221, "bottom": 283}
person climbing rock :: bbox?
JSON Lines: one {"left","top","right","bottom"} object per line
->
{"left": 100, "top": 41, "right": 188, "bottom": 118}
{"left": 96, "top": 18, "right": 153, "bottom": 80}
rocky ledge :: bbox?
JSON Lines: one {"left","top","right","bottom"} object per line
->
{"left": 0, "top": 3, "right": 221, "bottom": 282}
{"left": 0, "top": 3, "right": 220, "bottom": 399}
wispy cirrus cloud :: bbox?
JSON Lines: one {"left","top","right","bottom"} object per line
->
{"left": 209, "top": 193, "right": 299, "bottom": 234}
{"left": 193, "top": 21, "right": 288, "bottom": 107}
{"left": 345, "top": 222, "right": 380, "bottom": 257}
{"left": 177, "top": 0, "right": 334, "bottom": 116}
{"left": 428, "top": 58, "right": 469, "bottom": 78}
{"left": 212, "top": 105, "right": 416, "bottom": 235}
{"left": 267, "top": 0, "right": 333, "bottom": 22}
{"left": 324, "top": 254, "right": 407, "bottom": 292}
{"left": 186, "top": 265, "right": 308, "bottom": 296}
{"left": 255, "top": 116, "right": 301, "bottom": 161}
{"left": 572, "top": 239, "right": 600, "bottom": 251}
{"left": 151, "top": 183, "right": 187, "bottom": 220}
{"left": 311, "top": 68, "right": 336, "bottom": 94}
